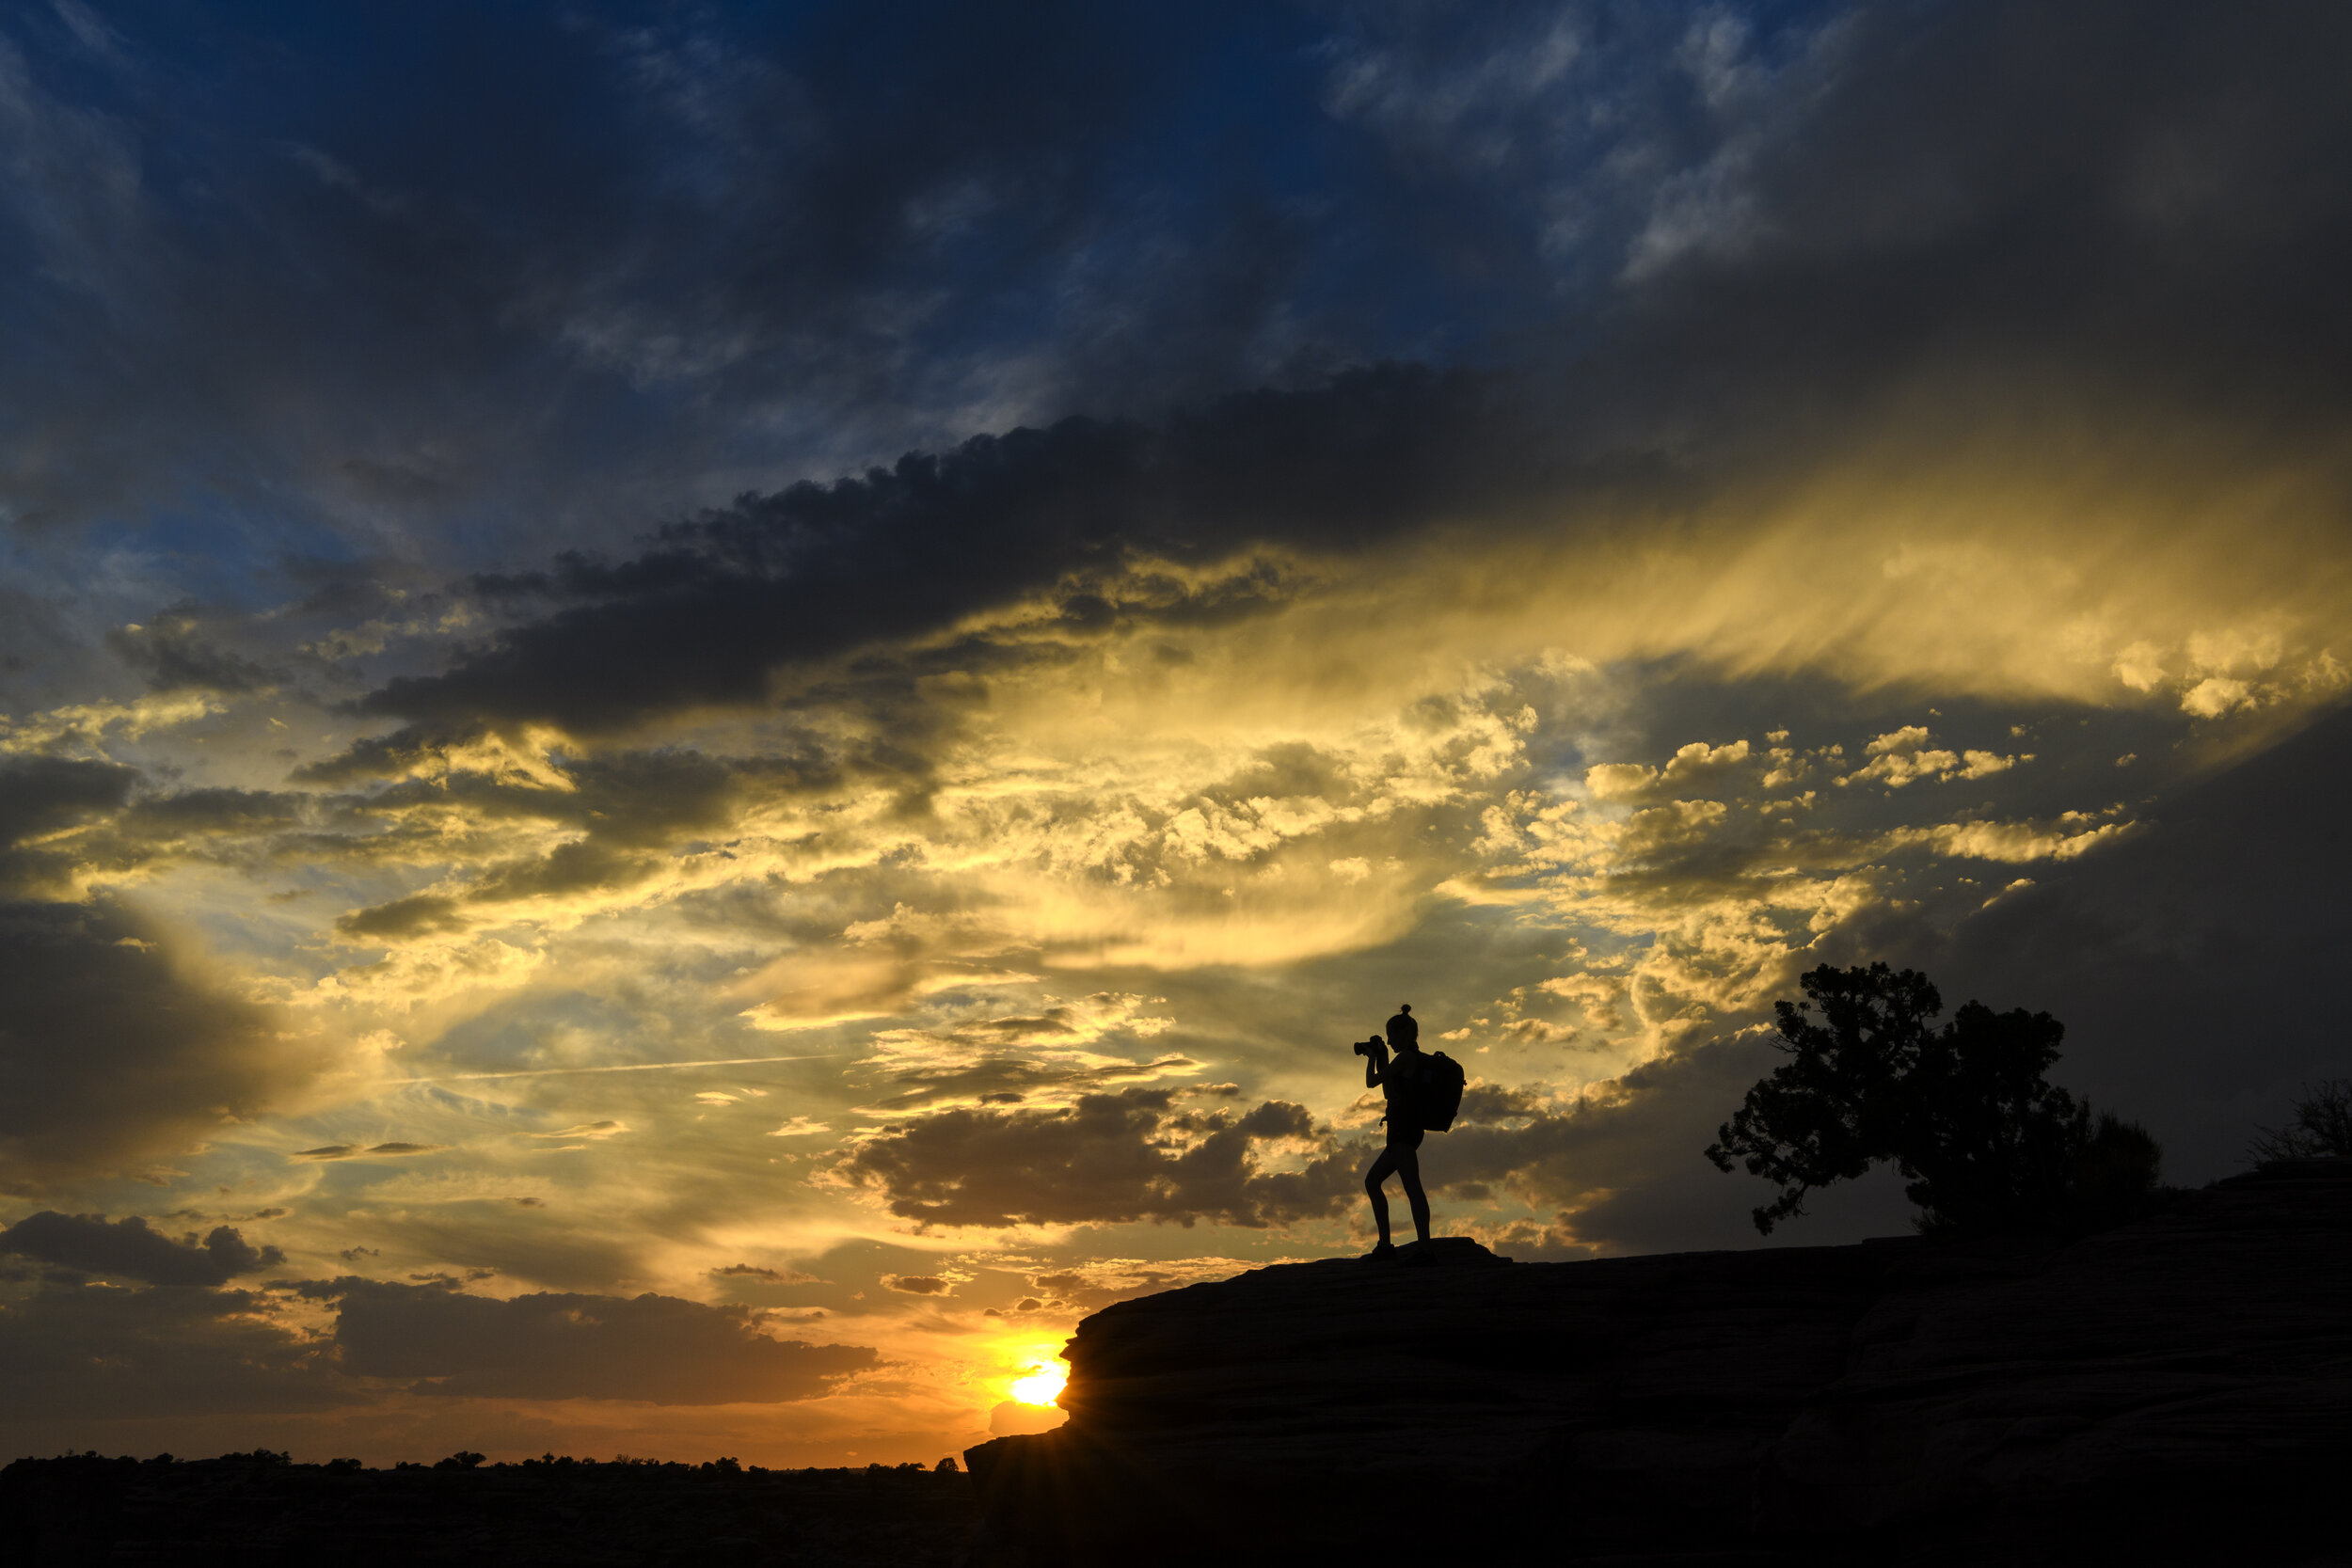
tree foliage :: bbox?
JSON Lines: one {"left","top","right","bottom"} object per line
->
{"left": 1706, "top": 962, "right": 2160, "bottom": 1236}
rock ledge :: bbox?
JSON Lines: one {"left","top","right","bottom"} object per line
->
{"left": 967, "top": 1165, "right": 2352, "bottom": 1565}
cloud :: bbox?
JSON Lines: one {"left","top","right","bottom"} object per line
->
{"left": 1586, "top": 740, "right": 1753, "bottom": 802}
{"left": 1835, "top": 702, "right": 2352, "bottom": 1180}
{"left": 1841, "top": 728, "right": 2024, "bottom": 789}
{"left": 712, "top": 1263, "right": 821, "bottom": 1285}
{"left": 105, "top": 609, "right": 281, "bottom": 694}
{"left": 0, "top": 1212, "right": 284, "bottom": 1285}
{"left": 0, "top": 0, "right": 2348, "bottom": 1468}
{"left": 0, "top": 755, "right": 137, "bottom": 895}
{"left": 1891, "top": 817, "right": 2132, "bottom": 865}
{"left": 335, "top": 893, "right": 469, "bottom": 942}
{"left": 0, "top": 760, "right": 326, "bottom": 1188}
{"left": 347, "top": 368, "right": 1540, "bottom": 737}
{"left": 0, "top": 1281, "right": 346, "bottom": 1421}
{"left": 0, "top": 895, "right": 315, "bottom": 1189}
{"left": 289, "top": 1143, "right": 445, "bottom": 1163}
{"left": 765, "top": 1117, "right": 830, "bottom": 1137}
{"left": 857, "top": 1053, "right": 1197, "bottom": 1114}
{"left": 841, "top": 1087, "right": 1359, "bottom": 1229}
{"left": 315, "top": 1279, "right": 880, "bottom": 1403}
{"left": 528, "top": 1121, "right": 628, "bottom": 1140}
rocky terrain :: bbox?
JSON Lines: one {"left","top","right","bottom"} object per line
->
{"left": 966, "top": 1162, "right": 2352, "bottom": 1566}
{"left": 2, "top": 1454, "right": 975, "bottom": 1566}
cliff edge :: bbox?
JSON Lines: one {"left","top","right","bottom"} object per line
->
{"left": 966, "top": 1162, "right": 2352, "bottom": 1565}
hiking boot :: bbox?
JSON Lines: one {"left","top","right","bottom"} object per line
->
{"left": 1363, "top": 1240, "right": 1397, "bottom": 1261}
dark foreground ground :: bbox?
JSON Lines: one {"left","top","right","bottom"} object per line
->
{"left": 14, "top": 1163, "right": 2350, "bottom": 1567}
{"left": 969, "top": 1161, "right": 2352, "bottom": 1567}
{"left": 1, "top": 1455, "right": 977, "bottom": 1566}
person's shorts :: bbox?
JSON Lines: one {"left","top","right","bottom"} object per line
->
{"left": 1384, "top": 1119, "right": 1425, "bottom": 1152}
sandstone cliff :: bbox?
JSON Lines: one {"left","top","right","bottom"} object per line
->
{"left": 965, "top": 1162, "right": 2352, "bottom": 1565}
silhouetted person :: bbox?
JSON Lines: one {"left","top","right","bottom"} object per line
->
{"left": 1360, "top": 1019, "right": 1432, "bottom": 1259}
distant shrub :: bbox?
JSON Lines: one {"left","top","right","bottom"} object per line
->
{"left": 324, "top": 1457, "right": 363, "bottom": 1473}
{"left": 2249, "top": 1079, "right": 2352, "bottom": 1162}
{"left": 936, "top": 1456, "right": 960, "bottom": 1473}
{"left": 2060, "top": 1111, "right": 2165, "bottom": 1230}
{"left": 434, "top": 1450, "right": 486, "bottom": 1470}
{"left": 1708, "top": 962, "right": 2162, "bottom": 1236}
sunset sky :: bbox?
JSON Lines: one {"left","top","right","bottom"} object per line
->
{"left": 3, "top": 0, "right": 2348, "bottom": 1467}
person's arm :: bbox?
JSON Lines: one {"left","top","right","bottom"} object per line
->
{"left": 1363, "top": 1039, "right": 1388, "bottom": 1090}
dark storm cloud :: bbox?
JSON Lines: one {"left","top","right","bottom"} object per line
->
{"left": 332, "top": 894, "right": 467, "bottom": 942}
{"left": 105, "top": 609, "right": 280, "bottom": 694}
{"left": 313, "top": 1279, "right": 879, "bottom": 1403}
{"left": 1, "top": 0, "right": 2341, "bottom": 759}
{"left": 0, "top": 1212, "right": 283, "bottom": 1285}
{"left": 0, "top": 756, "right": 135, "bottom": 894}
{"left": 119, "top": 787, "right": 305, "bottom": 837}
{"left": 0, "top": 1272, "right": 878, "bottom": 1422}
{"left": 0, "top": 763, "right": 318, "bottom": 1187}
{"left": 1513, "top": 2, "right": 2352, "bottom": 531}
{"left": 298, "top": 744, "right": 835, "bottom": 883}
{"left": 308, "top": 742, "right": 850, "bottom": 932}
{"left": 0, "top": 0, "right": 1372, "bottom": 568}
{"left": 355, "top": 367, "right": 1535, "bottom": 735}
{"left": 0, "top": 895, "right": 314, "bottom": 1189}
{"left": 843, "top": 1087, "right": 1359, "bottom": 1229}
{"left": 0, "top": 1281, "right": 345, "bottom": 1421}
{"left": 1, "top": 760, "right": 301, "bottom": 886}
{"left": 278, "top": 0, "right": 2352, "bottom": 743}
{"left": 7, "top": 777, "right": 326, "bottom": 897}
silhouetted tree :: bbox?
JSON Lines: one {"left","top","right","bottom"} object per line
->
{"left": 2248, "top": 1079, "right": 2352, "bottom": 1162}
{"left": 1704, "top": 963, "right": 1941, "bottom": 1234}
{"left": 1706, "top": 962, "right": 2160, "bottom": 1235}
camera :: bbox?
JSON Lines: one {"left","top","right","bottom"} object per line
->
{"left": 1352, "top": 1036, "right": 1389, "bottom": 1061}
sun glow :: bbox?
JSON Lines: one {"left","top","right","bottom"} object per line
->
{"left": 1009, "top": 1365, "right": 1067, "bottom": 1406}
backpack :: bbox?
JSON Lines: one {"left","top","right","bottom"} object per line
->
{"left": 1417, "top": 1051, "right": 1467, "bottom": 1132}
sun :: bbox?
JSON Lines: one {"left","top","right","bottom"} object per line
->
{"left": 1008, "top": 1365, "right": 1067, "bottom": 1406}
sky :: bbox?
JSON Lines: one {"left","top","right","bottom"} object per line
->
{"left": 2, "top": 0, "right": 2348, "bottom": 1467}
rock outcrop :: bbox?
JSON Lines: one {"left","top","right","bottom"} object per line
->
{"left": 965, "top": 1163, "right": 2352, "bottom": 1565}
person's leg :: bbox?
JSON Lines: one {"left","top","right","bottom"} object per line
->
{"left": 1364, "top": 1147, "right": 1399, "bottom": 1246}
{"left": 1395, "top": 1146, "right": 1432, "bottom": 1243}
